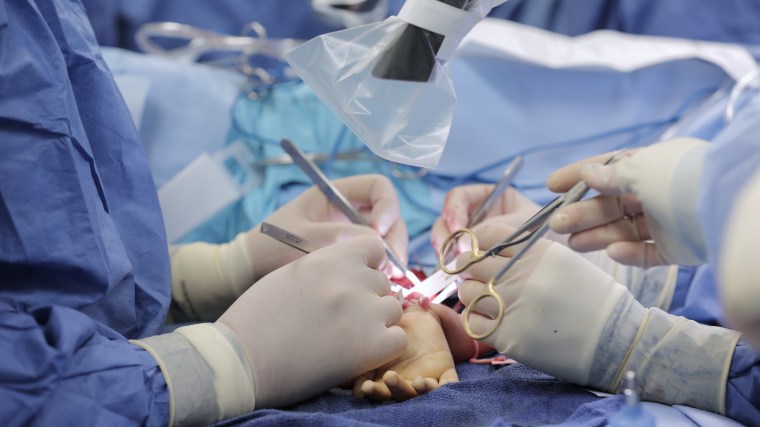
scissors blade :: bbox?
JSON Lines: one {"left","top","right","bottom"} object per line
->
{"left": 280, "top": 139, "right": 420, "bottom": 287}
{"left": 405, "top": 260, "right": 462, "bottom": 299}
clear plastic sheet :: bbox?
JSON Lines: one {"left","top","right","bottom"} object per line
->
{"left": 286, "top": 0, "right": 506, "bottom": 168}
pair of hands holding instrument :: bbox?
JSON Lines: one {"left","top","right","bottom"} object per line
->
{"left": 142, "top": 174, "right": 463, "bottom": 425}
{"left": 433, "top": 138, "right": 708, "bottom": 266}
{"left": 431, "top": 139, "right": 738, "bottom": 416}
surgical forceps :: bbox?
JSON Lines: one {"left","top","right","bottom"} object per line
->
{"left": 280, "top": 139, "right": 422, "bottom": 288}
{"left": 437, "top": 155, "right": 524, "bottom": 267}
{"left": 260, "top": 222, "right": 320, "bottom": 254}
{"left": 260, "top": 221, "right": 409, "bottom": 296}
{"left": 438, "top": 151, "right": 627, "bottom": 339}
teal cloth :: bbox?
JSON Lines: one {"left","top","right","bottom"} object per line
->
{"left": 181, "top": 81, "right": 437, "bottom": 244}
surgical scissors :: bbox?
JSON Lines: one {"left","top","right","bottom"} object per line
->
{"left": 439, "top": 151, "right": 628, "bottom": 339}
{"left": 437, "top": 156, "right": 523, "bottom": 268}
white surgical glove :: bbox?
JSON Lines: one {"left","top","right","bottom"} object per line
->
{"left": 547, "top": 138, "right": 709, "bottom": 267}
{"left": 458, "top": 223, "right": 740, "bottom": 414}
{"left": 432, "top": 185, "right": 678, "bottom": 309}
{"left": 720, "top": 168, "right": 760, "bottom": 347}
{"left": 430, "top": 185, "right": 561, "bottom": 251}
{"left": 134, "top": 236, "right": 407, "bottom": 425}
{"left": 169, "top": 174, "right": 408, "bottom": 321}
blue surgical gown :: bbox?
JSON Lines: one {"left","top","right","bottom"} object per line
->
{"left": 80, "top": 0, "right": 348, "bottom": 51}
{"left": 667, "top": 89, "right": 760, "bottom": 426}
{"left": 483, "top": 0, "right": 760, "bottom": 47}
{"left": 0, "top": 0, "right": 170, "bottom": 425}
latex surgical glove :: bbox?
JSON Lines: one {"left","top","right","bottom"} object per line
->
{"left": 169, "top": 173, "right": 408, "bottom": 320}
{"left": 430, "top": 185, "right": 678, "bottom": 308}
{"left": 354, "top": 296, "right": 458, "bottom": 402}
{"left": 546, "top": 138, "right": 709, "bottom": 267}
{"left": 458, "top": 223, "right": 740, "bottom": 415}
{"left": 134, "top": 236, "right": 407, "bottom": 425}
{"left": 431, "top": 185, "right": 566, "bottom": 254}
{"left": 720, "top": 168, "right": 760, "bottom": 347}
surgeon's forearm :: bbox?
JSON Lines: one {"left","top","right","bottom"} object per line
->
{"left": 168, "top": 233, "right": 254, "bottom": 322}
{"left": 590, "top": 303, "right": 740, "bottom": 415}
{"left": 0, "top": 304, "right": 170, "bottom": 426}
{"left": 581, "top": 251, "right": 682, "bottom": 311}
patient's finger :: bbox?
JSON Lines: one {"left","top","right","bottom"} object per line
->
{"left": 352, "top": 371, "right": 375, "bottom": 398}
{"left": 361, "top": 379, "right": 392, "bottom": 401}
{"left": 438, "top": 367, "right": 459, "bottom": 386}
{"left": 383, "top": 371, "right": 417, "bottom": 401}
{"left": 412, "top": 377, "right": 439, "bottom": 395}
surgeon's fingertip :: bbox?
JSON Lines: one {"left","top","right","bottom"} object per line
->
{"left": 548, "top": 212, "right": 569, "bottom": 232}
{"left": 373, "top": 213, "right": 393, "bottom": 236}
{"left": 431, "top": 236, "right": 441, "bottom": 251}
{"left": 545, "top": 173, "right": 560, "bottom": 191}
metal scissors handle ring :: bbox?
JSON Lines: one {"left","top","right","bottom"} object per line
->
{"left": 438, "top": 228, "right": 488, "bottom": 275}
{"left": 462, "top": 276, "right": 504, "bottom": 340}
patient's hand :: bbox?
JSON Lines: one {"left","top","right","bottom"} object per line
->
{"left": 353, "top": 296, "right": 458, "bottom": 401}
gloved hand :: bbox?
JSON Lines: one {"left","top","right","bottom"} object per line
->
{"left": 546, "top": 138, "right": 709, "bottom": 267}
{"left": 431, "top": 185, "right": 566, "bottom": 255}
{"left": 720, "top": 168, "right": 760, "bottom": 347}
{"left": 430, "top": 185, "right": 680, "bottom": 308}
{"left": 458, "top": 223, "right": 740, "bottom": 415}
{"left": 134, "top": 236, "right": 407, "bottom": 425}
{"left": 169, "top": 174, "right": 408, "bottom": 320}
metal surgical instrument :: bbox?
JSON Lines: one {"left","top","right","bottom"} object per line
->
{"left": 260, "top": 222, "right": 321, "bottom": 254}
{"left": 260, "top": 221, "right": 408, "bottom": 296}
{"left": 440, "top": 151, "right": 628, "bottom": 340}
{"left": 280, "top": 138, "right": 422, "bottom": 288}
{"left": 414, "top": 156, "right": 523, "bottom": 302}
{"left": 135, "top": 22, "right": 303, "bottom": 63}
{"left": 252, "top": 149, "right": 370, "bottom": 168}
{"left": 437, "top": 155, "right": 524, "bottom": 267}
{"left": 468, "top": 156, "right": 524, "bottom": 228}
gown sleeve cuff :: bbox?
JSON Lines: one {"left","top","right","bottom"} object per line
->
{"left": 132, "top": 323, "right": 255, "bottom": 425}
